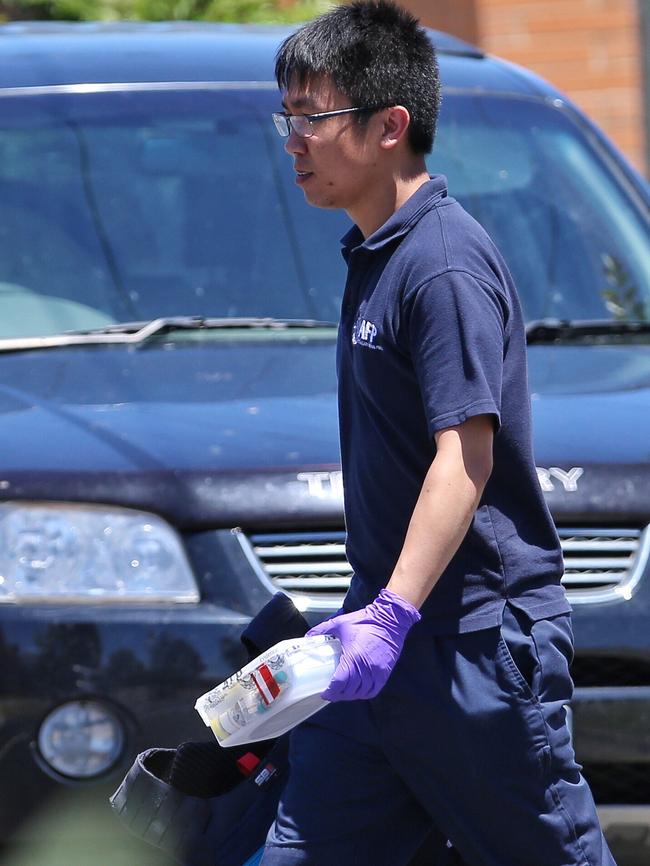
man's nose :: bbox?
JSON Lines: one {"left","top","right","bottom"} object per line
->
{"left": 285, "top": 129, "right": 307, "bottom": 156}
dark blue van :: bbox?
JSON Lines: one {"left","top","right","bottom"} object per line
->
{"left": 0, "top": 20, "right": 649, "bottom": 865}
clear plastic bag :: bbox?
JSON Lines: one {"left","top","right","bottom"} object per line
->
{"left": 195, "top": 635, "right": 341, "bottom": 746}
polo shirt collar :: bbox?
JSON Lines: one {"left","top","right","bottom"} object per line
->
{"left": 341, "top": 174, "right": 448, "bottom": 256}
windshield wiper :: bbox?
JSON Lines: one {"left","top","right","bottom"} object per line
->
{"left": 0, "top": 316, "right": 338, "bottom": 353}
{"left": 526, "top": 318, "right": 650, "bottom": 344}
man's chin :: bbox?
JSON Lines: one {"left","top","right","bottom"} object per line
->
{"left": 302, "top": 188, "right": 340, "bottom": 210}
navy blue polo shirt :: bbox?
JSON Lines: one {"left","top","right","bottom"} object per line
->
{"left": 337, "top": 176, "right": 569, "bottom": 634}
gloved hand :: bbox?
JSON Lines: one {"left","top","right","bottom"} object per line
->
{"left": 306, "top": 588, "right": 421, "bottom": 701}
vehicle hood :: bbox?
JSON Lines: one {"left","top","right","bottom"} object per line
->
{"left": 528, "top": 343, "right": 650, "bottom": 522}
{"left": 0, "top": 338, "right": 341, "bottom": 527}
{"left": 0, "top": 340, "right": 648, "bottom": 526}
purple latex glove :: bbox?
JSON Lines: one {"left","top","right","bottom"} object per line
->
{"left": 306, "top": 588, "right": 421, "bottom": 701}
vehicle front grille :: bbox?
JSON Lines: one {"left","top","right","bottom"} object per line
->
{"left": 558, "top": 528, "right": 646, "bottom": 599}
{"left": 249, "top": 526, "right": 648, "bottom": 610}
{"left": 248, "top": 530, "right": 348, "bottom": 610}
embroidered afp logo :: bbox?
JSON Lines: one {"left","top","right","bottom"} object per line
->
{"left": 352, "top": 316, "right": 383, "bottom": 350}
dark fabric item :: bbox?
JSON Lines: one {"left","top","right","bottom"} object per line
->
{"left": 241, "top": 592, "right": 310, "bottom": 659}
{"left": 169, "top": 740, "right": 254, "bottom": 799}
{"left": 109, "top": 593, "right": 308, "bottom": 864}
{"left": 110, "top": 594, "right": 442, "bottom": 865}
{"left": 110, "top": 748, "right": 212, "bottom": 857}
{"left": 261, "top": 607, "right": 616, "bottom": 866}
{"left": 336, "top": 176, "right": 569, "bottom": 634}
{"left": 169, "top": 739, "right": 280, "bottom": 799}
{"left": 111, "top": 736, "right": 290, "bottom": 866}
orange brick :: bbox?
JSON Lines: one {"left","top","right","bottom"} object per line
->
{"left": 410, "top": 0, "right": 479, "bottom": 38}
{"left": 481, "top": 0, "right": 635, "bottom": 15}
{"left": 527, "top": 11, "right": 635, "bottom": 33}
{"left": 575, "top": 98, "right": 643, "bottom": 125}
{"left": 534, "top": 68, "right": 639, "bottom": 91}
{"left": 485, "top": 25, "right": 639, "bottom": 60}
{"left": 609, "top": 132, "right": 645, "bottom": 151}
{"left": 488, "top": 41, "right": 593, "bottom": 64}
{"left": 481, "top": 2, "right": 639, "bottom": 37}
{"left": 484, "top": 20, "right": 636, "bottom": 44}
{"left": 482, "top": 0, "right": 590, "bottom": 10}
{"left": 475, "top": 0, "right": 646, "bottom": 172}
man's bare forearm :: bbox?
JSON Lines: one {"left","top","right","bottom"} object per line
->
{"left": 386, "top": 415, "right": 494, "bottom": 610}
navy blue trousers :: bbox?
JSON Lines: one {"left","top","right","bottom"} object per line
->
{"left": 260, "top": 605, "right": 615, "bottom": 866}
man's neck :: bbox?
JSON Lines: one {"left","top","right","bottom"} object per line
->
{"left": 349, "top": 167, "right": 431, "bottom": 239}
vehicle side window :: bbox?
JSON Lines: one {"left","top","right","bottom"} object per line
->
{"left": 432, "top": 95, "right": 650, "bottom": 323}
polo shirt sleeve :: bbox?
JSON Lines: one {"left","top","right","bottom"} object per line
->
{"left": 401, "top": 269, "right": 507, "bottom": 437}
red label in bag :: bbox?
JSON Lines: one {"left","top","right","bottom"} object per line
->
{"left": 252, "top": 664, "right": 281, "bottom": 705}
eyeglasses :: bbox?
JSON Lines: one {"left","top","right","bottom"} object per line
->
{"left": 271, "top": 106, "right": 379, "bottom": 138}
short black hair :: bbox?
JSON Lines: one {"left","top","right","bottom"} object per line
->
{"left": 275, "top": 0, "right": 440, "bottom": 154}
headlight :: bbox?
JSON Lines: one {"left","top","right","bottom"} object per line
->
{"left": 37, "top": 700, "right": 125, "bottom": 778}
{"left": 0, "top": 502, "right": 199, "bottom": 602}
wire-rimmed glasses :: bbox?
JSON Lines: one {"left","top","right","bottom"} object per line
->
{"left": 272, "top": 106, "right": 380, "bottom": 138}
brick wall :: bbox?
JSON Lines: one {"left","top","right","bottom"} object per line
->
{"left": 405, "top": 0, "right": 480, "bottom": 45}
{"left": 407, "top": 0, "right": 647, "bottom": 175}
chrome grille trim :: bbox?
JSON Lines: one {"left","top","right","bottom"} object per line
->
{"left": 243, "top": 527, "right": 649, "bottom": 611}
{"left": 255, "top": 543, "right": 348, "bottom": 558}
{"left": 560, "top": 527, "right": 649, "bottom": 604}
{"left": 264, "top": 563, "right": 353, "bottom": 576}
{"left": 242, "top": 530, "right": 347, "bottom": 611}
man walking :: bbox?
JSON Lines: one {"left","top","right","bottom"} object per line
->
{"left": 263, "top": 2, "right": 615, "bottom": 864}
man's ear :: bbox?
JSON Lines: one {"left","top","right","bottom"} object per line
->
{"left": 379, "top": 106, "right": 411, "bottom": 150}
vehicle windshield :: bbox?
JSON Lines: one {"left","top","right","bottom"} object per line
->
{"left": 0, "top": 86, "right": 648, "bottom": 339}
{"left": 0, "top": 87, "right": 349, "bottom": 339}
